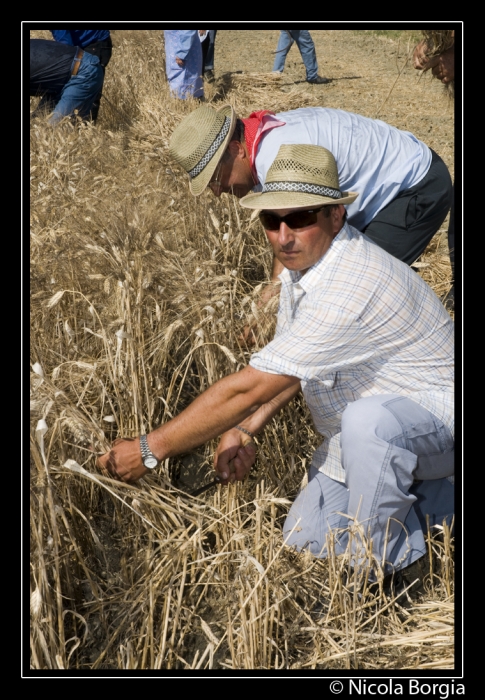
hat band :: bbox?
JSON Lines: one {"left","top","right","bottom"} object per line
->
{"left": 188, "top": 117, "right": 231, "bottom": 179}
{"left": 262, "top": 181, "right": 342, "bottom": 199}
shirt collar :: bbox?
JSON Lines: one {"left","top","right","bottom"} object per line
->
{"left": 242, "top": 111, "right": 286, "bottom": 182}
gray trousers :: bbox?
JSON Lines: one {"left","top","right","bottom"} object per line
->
{"left": 283, "top": 395, "right": 454, "bottom": 575}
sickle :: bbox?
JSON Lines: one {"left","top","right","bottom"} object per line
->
{"left": 190, "top": 475, "right": 222, "bottom": 497}
{"left": 190, "top": 457, "right": 236, "bottom": 496}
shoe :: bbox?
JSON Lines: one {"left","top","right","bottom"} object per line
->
{"left": 380, "top": 558, "right": 427, "bottom": 603}
{"left": 382, "top": 571, "right": 405, "bottom": 597}
{"left": 307, "top": 76, "right": 330, "bottom": 85}
{"left": 311, "top": 598, "right": 330, "bottom": 620}
{"left": 204, "top": 70, "right": 215, "bottom": 83}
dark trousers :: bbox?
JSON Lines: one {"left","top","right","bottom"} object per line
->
{"left": 83, "top": 36, "right": 113, "bottom": 121}
{"left": 362, "top": 150, "right": 453, "bottom": 266}
{"left": 201, "top": 30, "right": 217, "bottom": 72}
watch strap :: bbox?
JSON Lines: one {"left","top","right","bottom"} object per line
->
{"left": 140, "top": 434, "right": 159, "bottom": 468}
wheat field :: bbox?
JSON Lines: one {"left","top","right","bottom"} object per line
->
{"left": 29, "top": 29, "right": 456, "bottom": 672}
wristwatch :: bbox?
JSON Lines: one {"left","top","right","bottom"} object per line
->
{"left": 140, "top": 434, "right": 159, "bottom": 469}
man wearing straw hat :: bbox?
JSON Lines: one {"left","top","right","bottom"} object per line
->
{"left": 168, "top": 104, "right": 452, "bottom": 273}
{"left": 98, "top": 144, "right": 454, "bottom": 582}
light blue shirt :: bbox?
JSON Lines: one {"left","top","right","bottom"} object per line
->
{"left": 254, "top": 108, "right": 432, "bottom": 232}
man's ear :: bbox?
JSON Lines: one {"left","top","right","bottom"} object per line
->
{"left": 331, "top": 204, "right": 346, "bottom": 233}
{"left": 227, "top": 140, "right": 246, "bottom": 160}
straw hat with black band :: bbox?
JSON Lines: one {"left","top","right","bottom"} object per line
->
{"left": 168, "top": 104, "right": 236, "bottom": 196}
{"left": 239, "top": 144, "right": 358, "bottom": 211}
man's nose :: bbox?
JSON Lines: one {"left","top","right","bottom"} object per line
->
{"left": 278, "top": 222, "right": 294, "bottom": 246}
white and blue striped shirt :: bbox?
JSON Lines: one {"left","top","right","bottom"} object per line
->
{"left": 250, "top": 223, "right": 454, "bottom": 482}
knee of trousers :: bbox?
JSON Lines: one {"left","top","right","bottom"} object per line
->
{"left": 340, "top": 396, "right": 409, "bottom": 472}
{"left": 282, "top": 513, "right": 349, "bottom": 558}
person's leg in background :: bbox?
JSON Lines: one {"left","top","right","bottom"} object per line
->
{"left": 272, "top": 30, "right": 294, "bottom": 73}
{"left": 82, "top": 36, "right": 113, "bottom": 122}
{"left": 183, "top": 35, "right": 204, "bottom": 100}
{"left": 164, "top": 30, "right": 204, "bottom": 101}
{"left": 202, "top": 30, "right": 217, "bottom": 80}
{"left": 291, "top": 30, "right": 319, "bottom": 82}
{"left": 50, "top": 52, "right": 104, "bottom": 125}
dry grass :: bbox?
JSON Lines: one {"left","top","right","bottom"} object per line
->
{"left": 29, "top": 29, "right": 455, "bottom": 671}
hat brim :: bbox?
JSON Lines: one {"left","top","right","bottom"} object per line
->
{"left": 189, "top": 104, "right": 236, "bottom": 196}
{"left": 239, "top": 190, "right": 359, "bottom": 210}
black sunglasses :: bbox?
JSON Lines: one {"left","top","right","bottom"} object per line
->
{"left": 259, "top": 206, "right": 328, "bottom": 231}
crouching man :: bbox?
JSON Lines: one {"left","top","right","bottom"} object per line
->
{"left": 30, "top": 38, "right": 104, "bottom": 125}
{"left": 98, "top": 144, "right": 454, "bottom": 579}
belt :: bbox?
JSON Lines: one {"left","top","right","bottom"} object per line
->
{"left": 71, "top": 48, "right": 84, "bottom": 77}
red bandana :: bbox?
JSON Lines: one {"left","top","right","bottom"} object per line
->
{"left": 241, "top": 110, "right": 286, "bottom": 181}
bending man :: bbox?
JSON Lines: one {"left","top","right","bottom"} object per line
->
{"left": 50, "top": 30, "right": 113, "bottom": 122}
{"left": 30, "top": 38, "right": 103, "bottom": 125}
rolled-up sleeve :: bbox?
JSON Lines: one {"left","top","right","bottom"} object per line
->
{"left": 250, "top": 298, "right": 373, "bottom": 382}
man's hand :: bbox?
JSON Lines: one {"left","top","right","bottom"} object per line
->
{"left": 214, "top": 428, "right": 257, "bottom": 484}
{"left": 175, "top": 57, "right": 185, "bottom": 67}
{"left": 413, "top": 40, "right": 439, "bottom": 71}
{"left": 431, "top": 45, "right": 454, "bottom": 84}
{"left": 413, "top": 41, "right": 454, "bottom": 84}
{"left": 97, "top": 437, "right": 150, "bottom": 484}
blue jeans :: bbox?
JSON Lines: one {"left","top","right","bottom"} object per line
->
{"left": 47, "top": 51, "right": 104, "bottom": 125}
{"left": 82, "top": 36, "right": 113, "bottom": 121}
{"left": 283, "top": 395, "right": 454, "bottom": 576}
{"left": 272, "top": 30, "right": 319, "bottom": 81}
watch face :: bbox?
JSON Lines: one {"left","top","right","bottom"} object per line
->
{"left": 144, "top": 457, "right": 158, "bottom": 469}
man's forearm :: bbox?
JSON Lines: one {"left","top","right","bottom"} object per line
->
{"left": 97, "top": 362, "right": 300, "bottom": 483}
{"left": 147, "top": 366, "right": 298, "bottom": 460}
{"left": 237, "top": 381, "right": 301, "bottom": 437}
{"left": 213, "top": 380, "right": 302, "bottom": 483}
